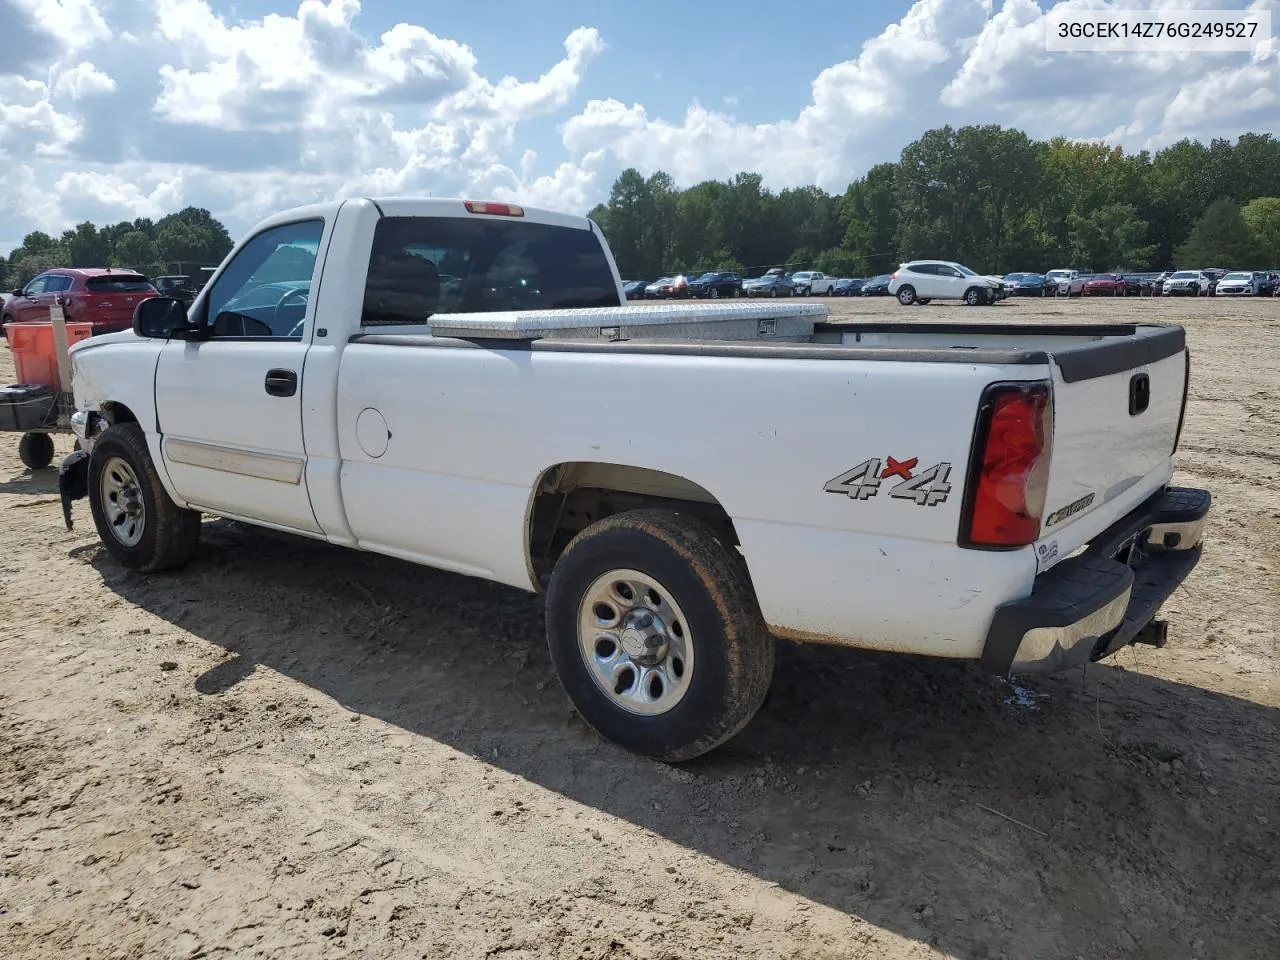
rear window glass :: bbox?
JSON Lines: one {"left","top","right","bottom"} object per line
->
{"left": 362, "top": 216, "right": 620, "bottom": 326}
{"left": 86, "top": 276, "right": 153, "bottom": 293}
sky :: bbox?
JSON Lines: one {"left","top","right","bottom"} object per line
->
{"left": 1, "top": 0, "right": 1278, "bottom": 254}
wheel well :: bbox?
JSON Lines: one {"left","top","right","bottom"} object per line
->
{"left": 100, "top": 401, "right": 138, "bottom": 425}
{"left": 527, "top": 463, "right": 740, "bottom": 586}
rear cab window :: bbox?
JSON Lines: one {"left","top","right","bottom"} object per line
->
{"left": 361, "top": 216, "right": 621, "bottom": 326}
{"left": 86, "top": 275, "right": 154, "bottom": 293}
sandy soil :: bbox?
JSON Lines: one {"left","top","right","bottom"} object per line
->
{"left": 1, "top": 295, "right": 1277, "bottom": 960}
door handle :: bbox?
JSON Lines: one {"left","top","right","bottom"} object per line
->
{"left": 265, "top": 369, "right": 298, "bottom": 397}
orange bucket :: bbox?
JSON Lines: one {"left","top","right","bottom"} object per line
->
{"left": 3, "top": 321, "right": 95, "bottom": 390}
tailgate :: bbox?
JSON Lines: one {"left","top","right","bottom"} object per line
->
{"left": 1037, "top": 328, "right": 1188, "bottom": 559}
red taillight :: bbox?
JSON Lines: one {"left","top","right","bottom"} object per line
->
{"left": 961, "top": 382, "right": 1053, "bottom": 548}
{"left": 889, "top": 273, "right": 896, "bottom": 280}
{"left": 463, "top": 200, "right": 524, "bottom": 217}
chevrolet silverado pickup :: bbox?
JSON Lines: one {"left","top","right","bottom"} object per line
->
{"left": 60, "top": 197, "right": 1210, "bottom": 761}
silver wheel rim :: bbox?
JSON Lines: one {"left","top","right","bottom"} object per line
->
{"left": 577, "top": 569, "right": 694, "bottom": 716}
{"left": 100, "top": 455, "right": 145, "bottom": 547}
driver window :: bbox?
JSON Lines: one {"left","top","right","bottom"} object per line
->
{"left": 24, "top": 277, "right": 49, "bottom": 296}
{"left": 203, "top": 219, "right": 324, "bottom": 340}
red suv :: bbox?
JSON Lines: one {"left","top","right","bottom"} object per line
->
{"left": 3, "top": 269, "right": 159, "bottom": 334}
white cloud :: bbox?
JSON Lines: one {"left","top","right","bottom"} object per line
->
{"left": 0, "top": 77, "right": 81, "bottom": 155}
{"left": 52, "top": 61, "right": 116, "bottom": 99}
{"left": 0, "top": 0, "right": 1278, "bottom": 253}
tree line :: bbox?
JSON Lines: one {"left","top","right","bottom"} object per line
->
{"left": 1, "top": 208, "right": 234, "bottom": 290}
{"left": 587, "top": 127, "right": 1280, "bottom": 280}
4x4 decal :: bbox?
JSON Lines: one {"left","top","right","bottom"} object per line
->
{"left": 824, "top": 457, "right": 952, "bottom": 506}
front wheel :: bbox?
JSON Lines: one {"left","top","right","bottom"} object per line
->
{"left": 88, "top": 422, "right": 202, "bottom": 573}
{"left": 896, "top": 285, "right": 917, "bottom": 306}
{"left": 710, "top": 288, "right": 719, "bottom": 299}
{"left": 964, "top": 286, "right": 985, "bottom": 306}
{"left": 545, "top": 510, "right": 774, "bottom": 762}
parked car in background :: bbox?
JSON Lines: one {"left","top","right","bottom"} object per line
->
{"left": 152, "top": 275, "right": 198, "bottom": 306}
{"left": 645, "top": 275, "right": 691, "bottom": 299}
{"left": 789, "top": 271, "right": 837, "bottom": 296}
{"left": 622, "top": 280, "right": 649, "bottom": 300}
{"left": 1082, "top": 273, "right": 1128, "bottom": 296}
{"left": 834, "top": 278, "right": 865, "bottom": 296}
{"left": 889, "top": 260, "right": 1002, "bottom": 306}
{"left": 861, "top": 274, "right": 892, "bottom": 296}
{"left": 2, "top": 268, "right": 158, "bottom": 334}
{"left": 1213, "top": 271, "right": 1268, "bottom": 296}
{"left": 1121, "top": 274, "right": 1159, "bottom": 296}
{"left": 1002, "top": 272, "right": 1050, "bottom": 296}
{"left": 686, "top": 271, "right": 742, "bottom": 299}
{"left": 1201, "top": 268, "right": 1229, "bottom": 295}
{"left": 1045, "top": 269, "right": 1086, "bottom": 297}
{"left": 1162, "top": 271, "right": 1209, "bottom": 296}
{"left": 1263, "top": 271, "right": 1280, "bottom": 296}
{"left": 743, "top": 271, "right": 795, "bottom": 297}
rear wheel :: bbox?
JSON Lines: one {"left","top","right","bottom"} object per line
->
{"left": 18, "top": 432, "right": 55, "bottom": 469}
{"left": 546, "top": 510, "right": 774, "bottom": 762}
{"left": 917, "top": 298, "right": 931, "bottom": 305}
{"left": 88, "top": 422, "right": 201, "bottom": 573}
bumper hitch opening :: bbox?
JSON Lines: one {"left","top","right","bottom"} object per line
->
{"left": 1131, "top": 619, "right": 1168, "bottom": 648}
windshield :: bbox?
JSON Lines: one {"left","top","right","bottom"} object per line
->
{"left": 1222, "top": 272, "right": 1251, "bottom": 281}
{"left": 1171, "top": 271, "right": 1198, "bottom": 279}
{"left": 955, "top": 264, "right": 978, "bottom": 277}
{"left": 1005, "top": 273, "right": 1038, "bottom": 280}
{"left": 698, "top": 273, "right": 718, "bottom": 280}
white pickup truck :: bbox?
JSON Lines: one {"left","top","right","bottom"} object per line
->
{"left": 59, "top": 197, "right": 1211, "bottom": 761}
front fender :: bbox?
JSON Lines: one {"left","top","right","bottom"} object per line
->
{"left": 70, "top": 336, "right": 184, "bottom": 505}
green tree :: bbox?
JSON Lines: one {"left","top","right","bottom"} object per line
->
{"left": 61, "top": 221, "right": 111, "bottom": 266}
{"left": 1241, "top": 197, "right": 1280, "bottom": 264}
{"left": 154, "top": 207, "right": 233, "bottom": 265}
{"left": 113, "top": 230, "right": 158, "bottom": 269}
{"left": 839, "top": 163, "right": 898, "bottom": 275}
{"left": 12, "top": 254, "right": 62, "bottom": 286}
{"left": 1067, "top": 204, "right": 1155, "bottom": 270}
{"left": 1175, "top": 200, "right": 1263, "bottom": 267}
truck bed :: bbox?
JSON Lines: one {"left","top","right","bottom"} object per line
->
{"left": 377, "top": 315, "right": 1184, "bottom": 382}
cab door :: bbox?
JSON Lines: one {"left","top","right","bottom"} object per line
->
{"left": 153, "top": 217, "right": 331, "bottom": 533}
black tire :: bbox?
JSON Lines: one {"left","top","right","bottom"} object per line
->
{"left": 710, "top": 288, "right": 719, "bottom": 299}
{"left": 18, "top": 432, "right": 55, "bottom": 469}
{"left": 964, "top": 286, "right": 985, "bottom": 306}
{"left": 88, "top": 422, "right": 201, "bottom": 573}
{"left": 917, "top": 298, "right": 932, "bottom": 305}
{"left": 896, "top": 285, "right": 917, "bottom": 306}
{"left": 545, "top": 509, "right": 775, "bottom": 762}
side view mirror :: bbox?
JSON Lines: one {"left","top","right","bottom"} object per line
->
{"left": 11, "top": 288, "right": 23, "bottom": 297}
{"left": 133, "top": 297, "right": 189, "bottom": 339}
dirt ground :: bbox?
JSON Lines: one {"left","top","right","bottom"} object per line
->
{"left": 1, "top": 294, "right": 1277, "bottom": 960}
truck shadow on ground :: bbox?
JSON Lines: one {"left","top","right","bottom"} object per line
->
{"left": 89, "top": 519, "right": 1279, "bottom": 960}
